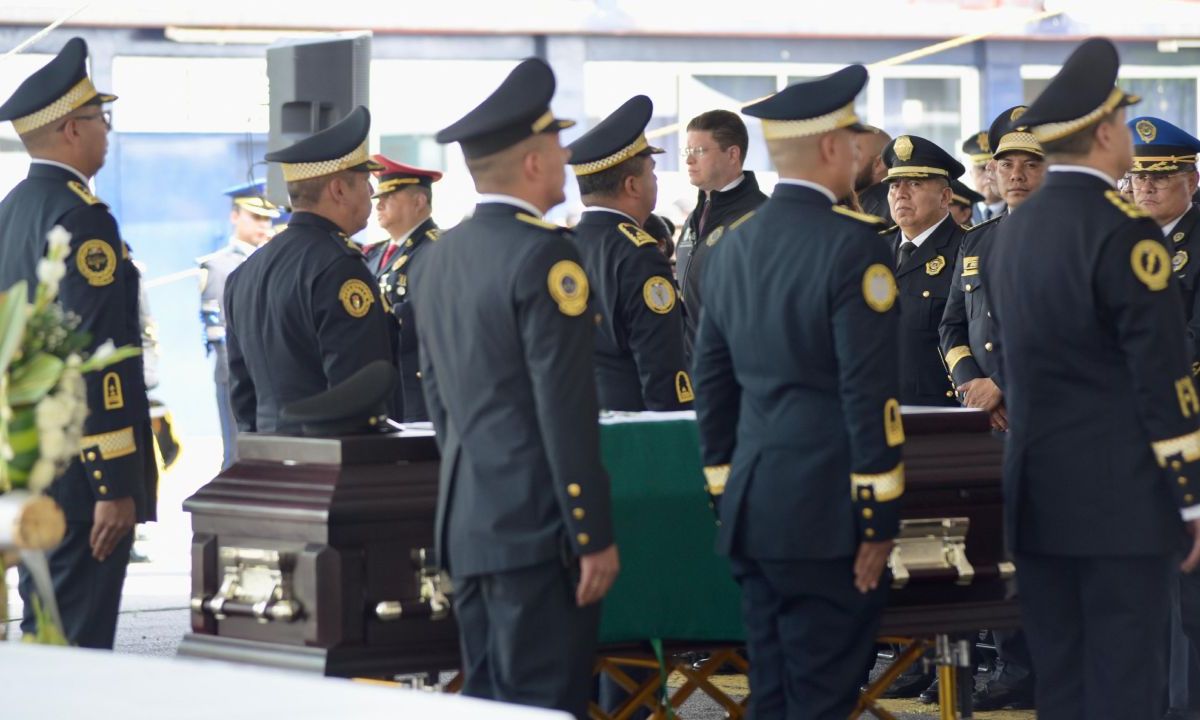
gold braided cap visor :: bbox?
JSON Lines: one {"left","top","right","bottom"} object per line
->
{"left": 571, "top": 134, "right": 664, "bottom": 176}
{"left": 280, "top": 140, "right": 383, "bottom": 182}
{"left": 1030, "top": 87, "right": 1140, "bottom": 144}
{"left": 994, "top": 131, "right": 1044, "bottom": 158}
{"left": 886, "top": 166, "right": 950, "bottom": 180}
{"left": 12, "top": 77, "right": 114, "bottom": 135}
{"left": 760, "top": 102, "right": 861, "bottom": 141}
{"left": 1132, "top": 155, "right": 1198, "bottom": 173}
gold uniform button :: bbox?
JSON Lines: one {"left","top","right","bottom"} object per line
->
{"left": 965, "top": 283, "right": 973, "bottom": 292}
{"left": 921, "top": 290, "right": 931, "bottom": 298}
{"left": 946, "top": 390, "right": 954, "bottom": 398}
{"left": 567, "top": 483, "right": 582, "bottom": 498}
{"left": 572, "top": 508, "right": 585, "bottom": 520}
{"left": 1174, "top": 460, "right": 1184, "bottom": 471}
{"left": 416, "top": 371, "right": 422, "bottom": 379}
{"left": 1180, "top": 477, "right": 1189, "bottom": 486}
{"left": 1187, "top": 494, "right": 1196, "bottom": 504}
{"left": 860, "top": 489, "right": 871, "bottom": 500}
{"left": 86, "top": 451, "right": 97, "bottom": 461}
{"left": 98, "top": 485, "right": 108, "bottom": 495}
{"left": 986, "top": 311, "right": 992, "bottom": 318}
{"left": 577, "top": 533, "right": 590, "bottom": 546}
{"left": 92, "top": 470, "right": 102, "bottom": 480}
{"left": 862, "top": 508, "right": 874, "bottom": 519}
{"left": 984, "top": 342, "right": 994, "bottom": 352}
{"left": 865, "top": 528, "right": 876, "bottom": 538}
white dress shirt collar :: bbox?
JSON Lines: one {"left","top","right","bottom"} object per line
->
{"left": 902, "top": 213, "right": 951, "bottom": 248}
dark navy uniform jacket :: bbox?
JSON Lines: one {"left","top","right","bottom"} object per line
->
{"left": 939, "top": 213, "right": 1004, "bottom": 388}
{"left": 693, "top": 183, "right": 904, "bottom": 560}
{"left": 676, "top": 171, "right": 767, "bottom": 354}
{"left": 224, "top": 210, "right": 394, "bottom": 434}
{"left": 885, "top": 214, "right": 964, "bottom": 406}
{"left": 571, "top": 209, "right": 691, "bottom": 411}
{"left": 410, "top": 201, "right": 614, "bottom": 577}
{"left": 0, "top": 162, "right": 156, "bottom": 523}
{"left": 375, "top": 217, "right": 439, "bottom": 422}
{"left": 984, "top": 170, "right": 1200, "bottom": 556}
{"left": 1165, "top": 204, "right": 1200, "bottom": 369}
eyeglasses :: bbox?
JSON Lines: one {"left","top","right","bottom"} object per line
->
{"left": 681, "top": 146, "right": 714, "bottom": 159}
{"left": 1130, "top": 172, "right": 1186, "bottom": 189}
{"left": 59, "top": 110, "right": 112, "bottom": 131}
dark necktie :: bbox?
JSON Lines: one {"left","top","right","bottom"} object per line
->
{"left": 697, "top": 197, "right": 712, "bottom": 237}
{"left": 897, "top": 241, "right": 916, "bottom": 270}
{"left": 984, "top": 207, "right": 993, "bottom": 221}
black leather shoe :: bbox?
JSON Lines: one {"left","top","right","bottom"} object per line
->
{"left": 917, "top": 678, "right": 939, "bottom": 704}
{"left": 880, "top": 669, "right": 935, "bottom": 699}
{"left": 972, "top": 683, "right": 1034, "bottom": 710}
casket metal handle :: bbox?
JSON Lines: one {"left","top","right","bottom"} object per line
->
{"left": 888, "top": 517, "right": 975, "bottom": 589}
{"left": 190, "top": 547, "right": 304, "bottom": 624}
{"left": 375, "top": 548, "right": 452, "bottom": 622}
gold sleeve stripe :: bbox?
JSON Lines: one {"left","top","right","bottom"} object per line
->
{"left": 80, "top": 427, "right": 137, "bottom": 461}
{"left": 945, "top": 346, "right": 973, "bottom": 372}
{"left": 1153, "top": 429, "right": 1200, "bottom": 467}
{"left": 704, "top": 464, "right": 731, "bottom": 496}
{"left": 851, "top": 462, "right": 905, "bottom": 502}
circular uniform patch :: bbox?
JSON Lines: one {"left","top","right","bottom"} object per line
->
{"left": 643, "top": 276, "right": 676, "bottom": 314}
{"left": 338, "top": 278, "right": 375, "bottom": 318}
{"left": 547, "top": 260, "right": 589, "bottom": 316}
{"left": 705, "top": 226, "right": 725, "bottom": 247}
{"left": 76, "top": 239, "right": 116, "bottom": 287}
{"left": 1131, "top": 239, "right": 1171, "bottom": 292}
{"left": 862, "top": 263, "right": 898, "bottom": 313}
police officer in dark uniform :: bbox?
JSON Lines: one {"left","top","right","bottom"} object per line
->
{"left": 881, "top": 135, "right": 965, "bottom": 407}
{"left": 676, "top": 110, "right": 768, "bottom": 354}
{"left": 224, "top": 106, "right": 393, "bottom": 434}
{"left": 0, "top": 37, "right": 156, "bottom": 648}
{"left": 411, "top": 58, "right": 618, "bottom": 720}
{"left": 365, "top": 155, "right": 441, "bottom": 422}
{"left": 962, "top": 130, "right": 1004, "bottom": 225}
{"left": 984, "top": 37, "right": 1200, "bottom": 717}
{"left": 949, "top": 179, "right": 984, "bottom": 228}
{"left": 694, "top": 66, "right": 903, "bottom": 720}
{"left": 197, "top": 180, "right": 278, "bottom": 469}
{"left": 566, "top": 95, "right": 692, "bottom": 411}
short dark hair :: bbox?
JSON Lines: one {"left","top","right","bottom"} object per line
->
{"left": 686, "top": 110, "right": 749, "bottom": 164}
{"left": 1040, "top": 110, "right": 1119, "bottom": 158}
{"left": 287, "top": 169, "right": 365, "bottom": 209}
{"left": 576, "top": 154, "right": 649, "bottom": 198}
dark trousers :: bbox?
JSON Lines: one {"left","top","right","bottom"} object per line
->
{"left": 731, "top": 555, "right": 888, "bottom": 720}
{"left": 453, "top": 559, "right": 600, "bottom": 720}
{"left": 990, "top": 628, "right": 1035, "bottom": 688}
{"left": 18, "top": 521, "right": 133, "bottom": 648}
{"left": 1016, "top": 552, "right": 1171, "bottom": 720}
{"left": 1181, "top": 569, "right": 1200, "bottom": 708}
{"left": 213, "top": 343, "right": 236, "bottom": 471}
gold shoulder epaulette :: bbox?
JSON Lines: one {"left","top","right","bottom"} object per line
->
{"left": 425, "top": 228, "right": 441, "bottom": 242}
{"left": 729, "top": 210, "right": 757, "bottom": 230}
{"left": 516, "top": 212, "right": 561, "bottom": 231}
{"left": 67, "top": 180, "right": 102, "bottom": 206}
{"left": 1105, "top": 190, "right": 1148, "bottom": 219}
{"left": 966, "top": 214, "right": 1002, "bottom": 233}
{"left": 831, "top": 205, "right": 887, "bottom": 227}
{"left": 617, "top": 222, "right": 657, "bottom": 247}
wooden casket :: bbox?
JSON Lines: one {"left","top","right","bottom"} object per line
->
{"left": 177, "top": 431, "right": 460, "bottom": 677}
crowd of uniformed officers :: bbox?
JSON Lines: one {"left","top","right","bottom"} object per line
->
{"left": 5, "top": 31, "right": 1200, "bottom": 720}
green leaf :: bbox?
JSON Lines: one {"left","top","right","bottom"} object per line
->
{"left": 8, "top": 353, "right": 64, "bottom": 405}
{"left": 79, "top": 345, "right": 142, "bottom": 373}
{"left": 0, "top": 281, "right": 30, "bottom": 375}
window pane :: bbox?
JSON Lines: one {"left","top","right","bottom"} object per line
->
{"left": 883, "top": 77, "right": 962, "bottom": 153}
{"left": 1119, "top": 78, "right": 1197, "bottom": 135}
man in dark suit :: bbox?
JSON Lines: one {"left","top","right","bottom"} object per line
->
{"left": 694, "top": 65, "right": 902, "bottom": 720}
{"left": 985, "top": 37, "right": 1200, "bottom": 718}
{"left": 366, "top": 155, "right": 441, "bottom": 423}
{"left": 0, "top": 37, "right": 156, "bottom": 648}
{"left": 224, "top": 107, "right": 393, "bottom": 434}
{"left": 882, "top": 135, "right": 966, "bottom": 407}
{"left": 566, "top": 95, "right": 691, "bottom": 411}
{"left": 411, "top": 58, "right": 619, "bottom": 720}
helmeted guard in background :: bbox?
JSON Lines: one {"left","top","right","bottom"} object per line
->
{"left": 984, "top": 37, "right": 1200, "bottom": 717}
{"left": 365, "top": 155, "right": 442, "bottom": 422}
{"left": 566, "top": 94, "right": 691, "bottom": 411}
{"left": 693, "top": 65, "right": 902, "bottom": 720}
{"left": 881, "top": 134, "right": 966, "bottom": 407}
{"left": 197, "top": 179, "right": 278, "bottom": 469}
{"left": 413, "top": 58, "right": 618, "bottom": 720}
{"left": 0, "top": 37, "right": 156, "bottom": 648}
{"left": 223, "top": 106, "right": 393, "bottom": 434}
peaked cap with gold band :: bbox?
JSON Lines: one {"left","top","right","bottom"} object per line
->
{"left": 435, "top": 57, "right": 574, "bottom": 160}
{"left": 1019, "top": 37, "right": 1139, "bottom": 145}
{"left": 0, "top": 37, "right": 117, "bottom": 136}
{"left": 566, "top": 94, "right": 664, "bottom": 177}
{"left": 223, "top": 179, "right": 279, "bottom": 218}
{"left": 960, "top": 130, "right": 992, "bottom": 166}
{"left": 370, "top": 154, "right": 443, "bottom": 198}
{"left": 986, "top": 105, "right": 1043, "bottom": 159}
{"left": 883, "top": 134, "right": 965, "bottom": 182}
{"left": 1127, "top": 116, "right": 1200, "bottom": 173}
{"left": 265, "top": 106, "right": 383, "bottom": 183}
{"left": 950, "top": 178, "right": 984, "bottom": 208}
{"left": 742, "top": 64, "right": 870, "bottom": 140}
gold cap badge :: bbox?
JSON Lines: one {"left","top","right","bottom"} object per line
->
{"left": 894, "top": 136, "right": 914, "bottom": 162}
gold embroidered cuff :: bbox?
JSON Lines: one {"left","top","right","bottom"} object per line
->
{"left": 1031, "top": 87, "right": 1137, "bottom": 144}
{"left": 281, "top": 139, "right": 377, "bottom": 182}
{"left": 945, "top": 346, "right": 973, "bottom": 373}
{"left": 704, "top": 464, "right": 731, "bottom": 496}
{"left": 80, "top": 427, "right": 137, "bottom": 461}
{"left": 760, "top": 102, "right": 861, "bottom": 141}
{"left": 1153, "top": 429, "right": 1200, "bottom": 467}
{"left": 851, "top": 463, "right": 905, "bottom": 502}
{"left": 12, "top": 77, "right": 107, "bottom": 135}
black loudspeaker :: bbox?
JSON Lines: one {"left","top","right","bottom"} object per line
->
{"left": 265, "top": 33, "right": 372, "bottom": 206}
